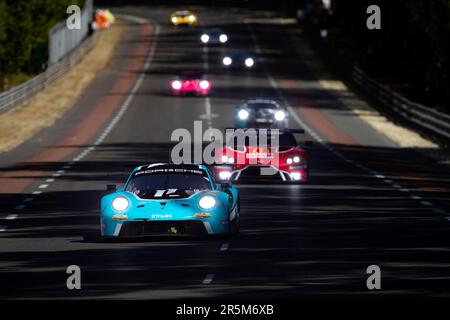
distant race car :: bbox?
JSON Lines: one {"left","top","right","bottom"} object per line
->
{"left": 215, "top": 129, "right": 312, "bottom": 183}
{"left": 169, "top": 10, "right": 197, "bottom": 26}
{"left": 235, "top": 99, "right": 288, "bottom": 128}
{"left": 170, "top": 71, "right": 211, "bottom": 96}
{"left": 101, "top": 163, "right": 240, "bottom": 238}
{"left": 221, "top": 50, "right": 255, "bottom": 69}
{"left": 200, "top": 28, "right": 228, "bottom": 44}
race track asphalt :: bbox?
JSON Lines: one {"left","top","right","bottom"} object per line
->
{"left": 0, "top": 6, "right": 449, "bottom": 299}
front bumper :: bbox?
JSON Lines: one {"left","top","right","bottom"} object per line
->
{"left": 217, "top": 165, "right": 308, "bottom": 183}
{"left": 116, "top": 220, "right": 208, "bottom": 236}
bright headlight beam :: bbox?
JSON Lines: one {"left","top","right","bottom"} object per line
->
{"left": 199, "top": 195, "right": 216, "bottom": 210}
{"left": 199, "top": 80, "right": 210, "bottom": 89}
{"left": 219, "top": 171, "right": 231, "bottom": 180}
{"left": 238, "top": 109, "right": 249, "bottom": 120}
{"left": 201, "top": 34, "right": 209, "bottom": 43}
{"left": 293, "top": 156, "right": 300, "bottom": 163}
{"left": 171, "top": 80, "right": 182, "bottom": 90}
{"left": 219, "top": 34, "right": 228, "bottom": 43}
{"left": 222, "top": 56, "right": 232, "bottom": 66}
{"left": 245, "top": 57, "right": 254, "bottom": 67}
{"left": 274, "top": 110, "right": 286, "bottom": 121}
{"left": 112, "top": 196, "right": 129, "bottom": 211}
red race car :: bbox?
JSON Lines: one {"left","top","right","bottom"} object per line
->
{"left": 214, "top": 128, "right": 312, "bottom": 183}
{"left": 170, "top": 71, "right": 211, "bottom": 96}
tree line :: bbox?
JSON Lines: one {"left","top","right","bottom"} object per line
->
{"left": 309, "top": 0, "right": 450, "bottom": 113}
{"left": 0, "top": 0, "right": 82, "bottom": 91}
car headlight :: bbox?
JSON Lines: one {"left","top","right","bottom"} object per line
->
{"left": 218, "top": 171, "right": 231, "bottom": 180}
{"left": 219, "top": 34, "right": 228, "bottom": 43}
{"left": 199, "top": 80, "right": 210, "bottom": 89}
{"left": 274, "top": 110, "right": 286, "bottom": 121}
{"left": 293, "top": 156, "right": 300, "bottom": 163}
{"left": 198, "top": 195, "right": 216, "bottom": 210}
{"left": 238, "top": 109, "right": 249, "bottom": 120}
{"left": 112, "top": 196, "right": 129, "bottom": 211}
{"left": 245, "top": 57, "right": 254, "bottom": 67}
{"left": 171, "top": 17, "right": 178, "bottom": 24}
{"left": 221, "top": 155, "right": 234, "bottom": 164}
{"left": 290, "top": 172, "right": 302, "bottom": 181}
{"left": 188, "top": 15, "right": 196, "bottom": 22}
{"left": 286, "top": 158, "right": 293, "bottom": 164}
{"left": 222, "top": 56, "right": 232, "bottom": 66}
{"left": 201, "top": 34, "right": 209, "bottom": 43}
{"left": 171, "top": 80, "right": 182, "bottom": 90}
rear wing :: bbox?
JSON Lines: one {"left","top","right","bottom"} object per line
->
{"left": 224, "top": 128, "right": 305, "bottom": 134}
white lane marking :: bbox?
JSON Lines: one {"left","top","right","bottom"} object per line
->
{"left": 384, "top": 179, "right": 393, "bottom": 183}
{"left": 38, "top": 184, "right": 48, "bottom": 189}
{"left": 63, "top": 166, "right": 71, "bottom": 169}
{"left": 202, "top": 273, "right": 215, "bottom": 284}
{"left": 421, "top": 201, "right": 433, "bottom": 207}
{"left": 24, "top": 197, "right": 33, "bottom": 202}
{"left": 220, "top": 243, "right": 229, "bottom": 251}
{"left": 5, "top": 214, "right": 18, "bottom": 220}
{"left": 0, "top": 226, "right": 7, "bottom": 232}
{"left": 400, "top": 188, "right": 410, "bottom": 192}
{"left": 57, "top": 170, "right": 65, "bottom": 174}
{"left": 52, "top": 173, "right": 61, "bottom": 177}
{"left": 411, "top": 195, "right": 422, "bottom": 200}
{"left": 15, "top": 204, "right": 26, "bottom": 210}
{"left": 246, "top": 21, "right": 448, "bottom": 216}
{"left": 45, "top": 179, "right": 55, "bottom": 183}
{"left": 32, "top": 191, "right": 42, "bottom": 195}
{"left": 202, "top": 44, "right": 213, "bottom": 141}
{"left": 392, "top": 184, "right": 402, "bottom": 189}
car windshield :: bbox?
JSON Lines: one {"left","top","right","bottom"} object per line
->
{"left": 180, "top": 72, "right": 201, "bottom": 80}
{"left": 247, "top": 102, "right": 277, "bottom": 110}
{"left": 227, "top": 131, "right": 297, "bottom": 149}
{"left": 126, "top": 172, "right": 212, "bottom": 199}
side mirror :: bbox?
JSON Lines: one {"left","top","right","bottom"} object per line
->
{"left": 221, "top": 182, "right": 232, "bottom": 189}
{"left": 304, "top": 140, "right": 313, "bottom": 147}
{"left": 106, "top": 184, "right": 116, "bottom": 192}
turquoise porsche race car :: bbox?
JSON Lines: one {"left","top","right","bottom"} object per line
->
{"left": 100, "top": 163, "right": 240, "bottom": 238}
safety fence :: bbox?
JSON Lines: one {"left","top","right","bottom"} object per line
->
{"left": 302, "top": 21, "right": 450, "bottom": 145}
{"left": 353, "top": 66, "right": 450, "bottom": 142}
{"left": 48, "top": 0, "right": 93, "bottom": 65}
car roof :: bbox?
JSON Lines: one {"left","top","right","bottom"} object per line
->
{"left": 174, "top": 10, "right": 192, "bottom": 15}
{"left": 205, "top": 28, "right": 223, "bottom": 33}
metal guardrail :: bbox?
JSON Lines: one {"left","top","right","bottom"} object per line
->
{"left": 0, "top": 31, "right": 97, "bottom": 115}
{"left": 352, "top": 66, "right": 450, "bottom": 142}
{"left": 49, "top": 0, "right": 93, "bottom": 65}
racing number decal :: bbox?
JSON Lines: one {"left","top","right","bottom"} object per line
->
{"left": 154, "top": 189, "right": 178, "bottom": 197}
